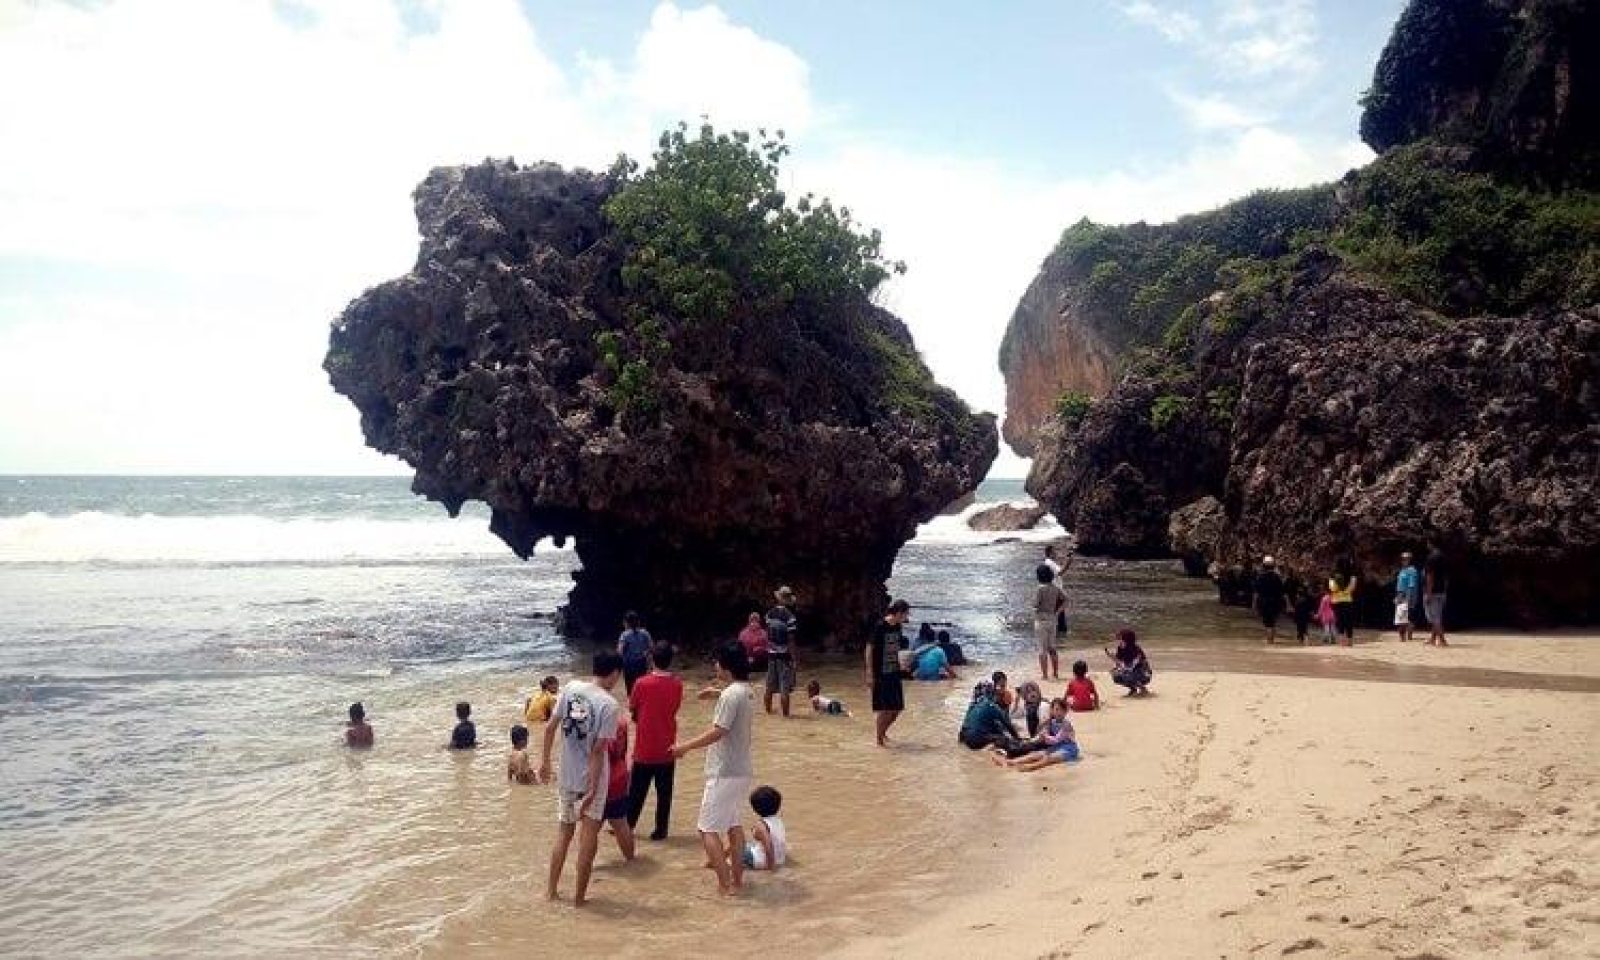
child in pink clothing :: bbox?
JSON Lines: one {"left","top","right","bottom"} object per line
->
{"left": 1316, "top": 587, "right": 1337, "bottom": 645}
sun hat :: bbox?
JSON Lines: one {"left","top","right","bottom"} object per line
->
{"left": 1263, "top": 555, "right": 1276, "bottom": 566}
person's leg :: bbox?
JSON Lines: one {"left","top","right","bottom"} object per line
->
{"left": 874, "top": 710, "right": 891, "bottom": 746}
{"left": 626, "top": 763, "right": 652, "bottom": 829}
{"left": 609, "top": 817, "right": 636, "bottom": 861}
{"left": 779, "top": 664, "right": 791, "bottom": 717}
{"left": 1038, "top": 650, "right": 1049, "bottom": 679}
{"left": 727, "top": 825, "right": 747, "bottom": 890}
{"left": 701, "top": 831, "right": 733, "bottom": 893}
{"left": 883, "top": 708, "right": 902, "bottom": 739}
{"left": 547, "top": 820, "right": 575, "bottom": 900}
{"left": 574, "top": 816, "right": 603, "bottom": 905}
{"left": 653, "top": 762, "right": 675, "bottom": 840}
{"left": 1048, "top": 648, "right": 1060, "bottom": 680}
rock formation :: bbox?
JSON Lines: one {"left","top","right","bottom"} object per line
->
{"left": 966, "top": 502, "right": 1049, "bottom": 532}
{"left": 999, "top": 0, "right": 1599, "bottom": 625}
{"left": 328, "top": 156, "right": 996, "bottom": 644}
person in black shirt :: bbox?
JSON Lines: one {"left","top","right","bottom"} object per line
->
{"left": 1253, "top": 556, "right": 1286, "bottom": 645}
{"left": 865, "top": 599, "right": 911, "bottom": 747}
{"left": 449, "top": 701, "right": 477, "bottom": 749}
{"left": 1423, "top": 548, "right": 1450, "bottom": 647}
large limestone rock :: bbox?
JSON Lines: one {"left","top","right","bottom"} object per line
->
{"left": 966, "top": 502, "right": 1049, "bottom": 532}
{"left": 1169, "top": 496, "right": 1224, "bottom": 576}
{"left": 326, "top": 160, "right": 996, "bottom": 643}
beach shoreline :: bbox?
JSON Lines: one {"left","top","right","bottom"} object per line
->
{"left": 829, "top": 631, "right": 1600, "bottom": 960}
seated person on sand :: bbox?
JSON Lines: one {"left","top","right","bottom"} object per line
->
{"left": 911, "top": 640, "right": 958, "bottom": 681}
{"left": 958, "top": 681, "right": 1027, "bottom": 756}
{"left": 1011, "top": 680, "right": 1045, "bottom": 736}
{"left": 1065, "top": 660, "right": 1100, "bottom": 712}
{"left": 345, "top": 702, "right": 374, "bottom": 748}
{"left": 1106, "top": 629, "right": 1152, "bottom": 696}
{"left": 992, "top": 698, "right": 1079, "bottom": 771}
{"left": 807, "top": 680, "right": 851, "bottom": 716}
{"left": 742, "top": 785, "right": 789, "bottom": 871}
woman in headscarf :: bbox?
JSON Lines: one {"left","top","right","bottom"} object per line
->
{"left": 1106, "top": 628, "right": 1152, "bottom": 696}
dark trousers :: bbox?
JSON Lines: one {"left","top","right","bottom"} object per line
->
{"left": 1333, "top": 602, "right": 1355, "bottom": 639}
{"left": 626, "top": 760, "right": 675, "bottom": 837}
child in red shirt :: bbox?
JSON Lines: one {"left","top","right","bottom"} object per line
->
{"left": 1065, "top": 659, "right": 1100, "bottom": 712}
{"left": 601, "top": 714, "right": 637, "bottom": 861}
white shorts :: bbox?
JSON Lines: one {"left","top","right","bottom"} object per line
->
{"left": 557, "top": 785, "right": 607, "bottom": 825}
{"left": 696, "top": 776, "right": 752, "bottom": 833}
{"left": 1033, "top": 618, "right": 1056, "bottom": 653}
{"left": 1393, "top": 601, "right": 1410, "bottom": 626}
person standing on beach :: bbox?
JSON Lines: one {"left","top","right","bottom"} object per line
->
{"left": 1394, "top": 551, "right": 1421, "bottom": 642}
{"left": 866, "top": 599, "right": 911, "bottom": 746}
{"left": 1033, "top": 565, "right": 1066, "bottom": 680}
{"left": 737, "top": 612, "right": 769, "bottom": 674}
{"left": 1328, "top": 561, "right": 1358, "bottom": 646}
{"left": 1423, "top": 547, "right": 1450, "bottom": 647}
{"left": 617, "top": 612, "right": 653, "bottom": 694}
{"left": 539, "top": 652, "right": 623, "bottom": 906}
{"left": 627, "top": 644, "right": 683, "bottom": 841}
{"left": 764, "top": 587, "right": 799, "bottom": 717}
{"left": 1044, "top": 545, "right": 1072, "bottom": 638}
{"left": 671, "top": 645, "right": 755, "bottom": 897}
{"left": 1253, "top": 556, "right": 1286, "bottom": 645}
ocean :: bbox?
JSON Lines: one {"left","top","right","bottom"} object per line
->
{"left": 8, "top": 474, "right": 1200, "bottom": 956}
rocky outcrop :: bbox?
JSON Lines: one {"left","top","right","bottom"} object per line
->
{"left": 966, "top": 502, "right": 1049, "bottom": 532}
{"left": 327, "top": 159, "right": 996, "bottom": 644}
{"left": 1360, "top": 0, "right": 1600, "bottom": 184}
{"left": 1000, "top": 0, "right": 1600, "bottom": 625}
{"left": 1169, "top": 496, "right": 1224, "bottom": 577}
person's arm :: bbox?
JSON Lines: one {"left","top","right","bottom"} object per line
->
{"left": 537, "top": 702, "right": 560, "bottom": 784}
{"left": 753, "top": 819, "right": 775, "bottom": 870}
{"left": 1054, "top": 587, "right": 1067, "bottom": 615}
{"left": 864, "top": 636, "right": 875, "bottom": 690}
{"left": 1091, "top": 682, "right": 1101, "bottom": 709}
{"left": 672, "top": 722, "right": 726, "bottom": 758}
{"left": 580, "top": 736, "right": 608, "bottom": 814}
{"left": 696, "top": 683, "right": 723, "bottom": 702}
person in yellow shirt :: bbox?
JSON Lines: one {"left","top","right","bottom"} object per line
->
{"left": 524, "top": 675, "right": 559, "bottom": 725}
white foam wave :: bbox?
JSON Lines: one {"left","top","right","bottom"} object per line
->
{"left": 0, "top": 512, "right": 559, "bottom": 564}
{"left": 911, "top": 501, "right": 1068, "bottom": 547}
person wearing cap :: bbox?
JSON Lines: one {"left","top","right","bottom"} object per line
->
{"left": 1394, "top": 551, "right": 1420, "bottom": 642}
{"left": 1253, "top": 556, "right": 1286, "bottom": 645}
{"left": 866, "top": 599, "right": 911, "bottom": 746}
{"left": 763, "top": 587, "right": 799, "bottom": 718}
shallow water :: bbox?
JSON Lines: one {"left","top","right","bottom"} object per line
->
{"left": 0, "top": 476, "right": 1585, "bottom": 957}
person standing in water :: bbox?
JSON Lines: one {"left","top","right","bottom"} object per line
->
{"left": 1253, "top": 556, "right": 1286, "bottom": 645}
{"left": 764, "top": 587, "right": 799, "bottom": 717}
{"left": 1033, "top": 565, "right": 1066, "bottom": 680}
{"left": 616, "top": 612, "right": 654, "bottom": 694}
{"left": 1394, "top": 551, "right": 1420, "bottom": 642}
{"left": 539, "top": 652, "right": 623, "bottom": 906}
{"left": 1329, "top": 561, "right": 1358, "bottom": 646}
{"left": 866, "top": 599, "right": 911, "bottom": 747}
{"left": 672, "top": 645, "right": 756, "bottom": 897}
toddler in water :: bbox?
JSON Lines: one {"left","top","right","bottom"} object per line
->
{"left": 507, "top": 724, "right": 536, "bottom": 783}
{"left": 524, "top": 676, "right": 559, "bottom": 726}
{"left": 807, "top": 680, "right": 850, "bottom": 716}
{"left": 993, "top": 699, "right": 1079, "bottom": 771}
{"left": 1065, "top": 660, "right": 1100, "bottom": 712}
{"left": 345, "top": 702, "right": 374, "bottom": 748}
{"left": 1012, "top": 680, "right": 1045, "bottom": 736}
{"left": 449, "top": 701, "right": 477, "bottom": 749}
{"left": 742, "top": 785, "right": 789, "bottom": 871}
{"left": 1317, "top": 587, "right": 1337, "bottom": 645}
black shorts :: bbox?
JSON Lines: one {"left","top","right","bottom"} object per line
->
{"left": 1259, "top": 602, "right": 1283, "bottom": 627}
{"left": 871, "top": 676, "right": 904, "bottom": 713}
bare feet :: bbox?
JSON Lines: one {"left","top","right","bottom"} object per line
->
{"left": 989, "top": 752, "right": 1007, "bottom": 767}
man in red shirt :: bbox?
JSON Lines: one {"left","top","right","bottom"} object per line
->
{"left": 626, "top": 644, "right": 684, "bottom": 840}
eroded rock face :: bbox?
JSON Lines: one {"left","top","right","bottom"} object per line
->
{"left": 1169, "top": 496, "right": 1225, "bottom": 577}
{"left": 967, "top": 502, "right": 1048, "bottom": 532}
{"left": 327, "top": 160, "right": 996, "bottom": 643}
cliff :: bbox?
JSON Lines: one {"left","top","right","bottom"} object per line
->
{"left": 999, "top": 0, "right": 1600, "bottom": 624}
{"left": 327, "top": 131, "right": 996, "bottom": 644}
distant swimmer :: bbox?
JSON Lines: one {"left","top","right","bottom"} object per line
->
{"left": 507, "top": 724, "right": 535, "bottom": 784}
{"left": 345, "top": 701, "right": 374, "bottom": 748}
{"left": 524, "top": 675, "right": 559, "bottom": 726}
{"left": 449, "top": 701, "right": 477, "bottom": 749}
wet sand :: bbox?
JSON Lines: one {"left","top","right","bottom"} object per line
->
{"left": 834, "top": 632, "right": 1600, "bottom": 959}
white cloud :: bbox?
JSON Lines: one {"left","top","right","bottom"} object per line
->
{"left": 1120, "top": 1, "right": 1202, "bottom": 43}
{"left": 1119, "top": 0, "right": 1320, "bottom": 84}
{"left": 0, "top": 0, "right": 1370, "bottom": 478}
{"left": 1170, "top": 91, "right": 1265, "bottom": 130}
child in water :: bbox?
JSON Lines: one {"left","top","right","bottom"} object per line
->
{"left": 806, "top": 680, "right": 850, "bottom": 716}
{"left": 507, "top": 724, "right": 535, "bottom": 783}
{"left": 992, "top": 671, "right": 1015, "bottom": 712}
{"left": 992, "top": 699, "right": 1079, "bottom": 771}
{"left": 345, "top": 702, "right": 374, "bottom": 748}
{"left": 742, "top": 785, "right": 788, "bottom": 871}
{"left": 1065, "top": 660, "right": 1100, "bottom": 712}
{"left": 449, "top": 701, "right": 477, "bottom": 749}
{"left": 524, "top": 676, "right": 559, "bottom": 726}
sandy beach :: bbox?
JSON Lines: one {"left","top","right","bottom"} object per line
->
{"left": 834, "top": 632, "right": 1600, "bottom": 959}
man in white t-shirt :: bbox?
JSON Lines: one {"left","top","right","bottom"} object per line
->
{"left": 672, "top": 644, "right": 755, "bottom": 896}
{"left": 538, "top": 651, "right": 623, "bottom": 906}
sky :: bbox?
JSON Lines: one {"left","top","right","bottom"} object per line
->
{"left": 0, "top": 0, "right": 1403, "bottom": 477}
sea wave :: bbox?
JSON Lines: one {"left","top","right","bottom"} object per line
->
{"left": 0, "top": 511, "right": 550, "bottom": 564}
{"left": 910, "top": 500, "right": 1066, "bottom": 546}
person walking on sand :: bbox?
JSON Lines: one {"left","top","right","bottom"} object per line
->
{"left": 737, "top": 612, "right": 769, "bottom": 674}
{"left": 538, "top": 652, "right": 623, "bottom": 906}
{"left": 1329, "top": 561, "right": 1358, "bottom": 646}
{"left": 627, "top": 644, "right": 683, "bottom": 841}
{"left": 617, "top": 612, "right": 653, "bottom": 694}
{"left": 866, "top": 599, "right": 911, "bottom": 746}
{"left": 1394, "top": 551, "right": 1420, "bottom": 643}
{"left": 671, "top": 645, "right": 756, "bottom": 897}
{"left": 1033, "top": 565, "right": 1066, "bottom": 680}
{"left": 764, "top": 587, "right": 799, "bottom": 717}
{"left": 1044, "top": 544, "right": 1072, "bottom": 639}
{"left": 1254, "top": 556, "right": 1286, "bottom": 645}
{"left": 1423, "top": 547, "right": 1450, "bottom": 647}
